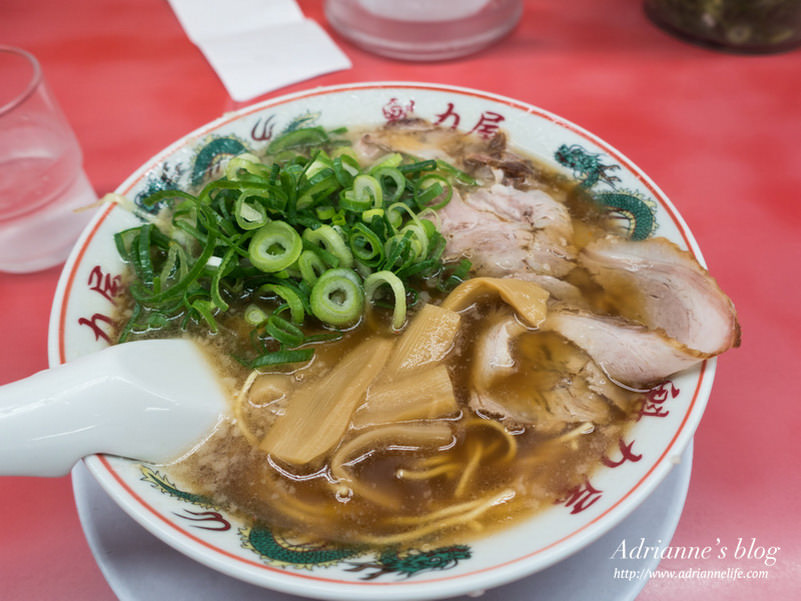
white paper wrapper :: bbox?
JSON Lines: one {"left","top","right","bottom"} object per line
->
{"left": 167, "top": 0, "right": 352, "bottom": 101}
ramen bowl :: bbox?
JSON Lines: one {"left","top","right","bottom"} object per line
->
{"left": 49, "top": 82, "right": 716, "bottom": 600}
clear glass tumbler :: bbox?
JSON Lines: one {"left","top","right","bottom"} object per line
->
{"left": 0, "top": 46, "right": 97, "bottom": 273}
{"left": 324, "top": 0, "right": 523, "bottom": 61}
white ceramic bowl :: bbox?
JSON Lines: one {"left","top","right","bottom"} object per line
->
{"left": 48, "top": 82, "right": 715, "bottom": 601}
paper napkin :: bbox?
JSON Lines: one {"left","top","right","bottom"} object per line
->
{"left": 167, "top": 0, "right": 352, "bottom": 102}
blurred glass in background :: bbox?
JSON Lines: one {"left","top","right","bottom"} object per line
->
{"left": 324, "top": 0, "right": 523, "bottom": 61}
{"left": 0, "top": 46, "right": 96, "bottom": 273}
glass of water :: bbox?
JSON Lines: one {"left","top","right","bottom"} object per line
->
{"left": 0, "top": 46, "right": 97, "bottom": 273}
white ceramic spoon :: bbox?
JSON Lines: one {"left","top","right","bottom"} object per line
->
{"left": 0, "top": 339, "right": 228, "bottom": 477}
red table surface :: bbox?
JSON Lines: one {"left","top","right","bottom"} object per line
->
{"left": 1, "top": 1, "right": 799, "bottom": 599}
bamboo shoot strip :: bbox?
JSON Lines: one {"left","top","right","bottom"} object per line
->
{"left": 441, "top": 277, "right": 550, "bottom": 328}
{"left": 382, "top": 303, "right": 461, "bottom": 377}
{"left": 351, "top": 365, "right": 457, "bottom": 428}
{"left": 260, "top": 337, "right": 393, "bottom": 465}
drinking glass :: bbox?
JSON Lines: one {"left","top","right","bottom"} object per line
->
{"left": 324, "top": 0, "right": 523, "bottom": 61}
{"left": 0, "top": 46, "right": 97, "bottom": 273}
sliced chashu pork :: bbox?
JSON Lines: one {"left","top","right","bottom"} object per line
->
{"left": 532, "top": 236, "right": 741, "bottom": 389}
{"left": 542, "top": 309, "right": 711, "bottom": 388}
{"left": 439, "top": 184, "right": 577, "bottom": 279}
{"left": 468, "top": 312, "right": 616, "bottom": 432}
{"left": 579, "top": 236, "right": 741, "bottom": 356}
{"left": 471, "top": 311, "right": 527, "bottom": 390}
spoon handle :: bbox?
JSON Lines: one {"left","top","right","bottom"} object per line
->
{"left": 0, "top": 341, "right": 226, "bottom": 477}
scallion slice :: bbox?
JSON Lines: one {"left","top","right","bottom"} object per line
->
{"left": 234, "top": 193, "right": 269, "bottom": 230}
{"left": 249, "top": 221, "right": 303, "bottom": 273}
{"left": 265, "top": 314, "right": 305, "bottom": 348}
{"left": 244, "top": 303, "right": 268, "bottom": 326}
{"left": 415, "top": 174, "right": 453, "bottom": 210}
{"left": 371, "top": 166, "right": 406, "bottom": 205}
{"left": 246, "top": 348, "right": 315, "bottom": 369}
{"left": 349, "top": 222, "right": 385, "bottom": 266}
{"left": 303, "top": 224, "right": 353, "bottom": 269}
{"left": 364, "top": 270, "right": 407, "bottom": 330}
{"left": 310, "top": 268, "right": 364, "bottom": 327}
{"left": 259, "top": 283, "right": 306, "bottom": 324}
{"left": 297, "top": 249, "right": 327, "bottom": 284}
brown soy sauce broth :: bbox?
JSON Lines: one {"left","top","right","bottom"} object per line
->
{"left": 172, "top": 303, "right": 632, "bottom": 547}
{"left": 120, "top": 123, "right": 650, "bottom": 548}
{"left": 172, "top": 301, "right": 637, "bottom": 548}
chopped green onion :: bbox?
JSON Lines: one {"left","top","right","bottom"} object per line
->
{"left": 398, "top": 159, "right": 437, "bottom": 174}
{"left": 384, "top": 203, "right": 407, "bottom": 230}
{"left": 341, "top": 174, "right": 382, "bottom": 212}
{"left": 364, "top": 271, "right": 407, "bottom": 329}
{"left": 371, "top": 166, "right": 407, "bottom": 204}
{"left": 259, "top": 283, "right": 306, "bottom": 324}
{"left": 302, "top": 167, "right": 338, "bottom": 199}
{"left": 267, "top": 127, "right": 329, "bottom": 153}
{"left": 249, "top": 221, "right": 302, "bottom": 273}
{"left": 139, "top": 188, "right": 197, "bottom": 209}
{"left": 400, "top": 221, "right": 429, "bottom": 260}
{"left": 113, "top": 125, "right": 476, "bottom": 370}
{"left": 303, "top": 151, "right": 332, "bottom": 178}
{"left": 310, "top": 268, "right": 364, "bottom": 327}
{"left": 265, "top": 314, "right": 305, "bottom": 347}
{"left": 210, "top": 244, "right": 239, "bottom": 312}
{"left": 244, "top": 303, "right": 268, "bottom": 326}
{"left": 435, "top": 158, "right": 477, "bottom": 186}
{"left": 191, "top": 299, "right": 218, "bottom": 333}
{"left": 339, "top": 190, "right": 371, "bottom": 212}
{"left": 439, "top": 257, "right": 473, "bottom": 292}
{"left": 114, "top": 227, "right": 142, "bottom": 261}
{"left": 234, "top": 193, "right": 269, "bottom": 230}
{"left": 297, "top": 249, "right": 327, "bottom": 284}
{"left": 415, "top": 174, "right": 453, "bottom": 210}
{"left": 130, "top": 229, "right": 217, "bottom": 305}
{"left": 370, "top": 152, "right": 403, "bottom": 170}
{"left": 332, "top": 153, "right": 360, "bottom": 186}
{"left": 349, "top": 222, "right": 385, "bottom": 266}
{"left": 382, "top": 230, "right": 417, "bottom": 271}
{"left": 225, "top": 153, "right": 270, "bottom": 181}
{"left": 315, "top": 205, "right": 336, "bottom": 221}
{"left": 245, "top": 348, "right": 315, "bottom": 369}
{"left": 303, "top": 224, "right": 353, "bottom": 268}
{"left": 362, "top": 208, "right": 384, "bottom": 223}
{"left": 135, "top": 224, "right": 155, "bottom": 286}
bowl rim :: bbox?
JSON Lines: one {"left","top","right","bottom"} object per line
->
{"left": 48, "top": 81, "right": 715, "bottom": 601}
